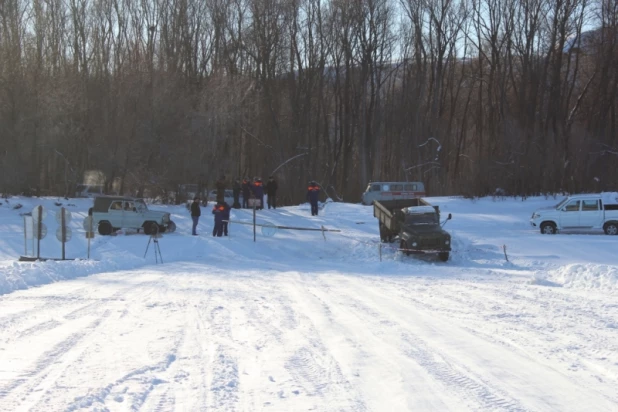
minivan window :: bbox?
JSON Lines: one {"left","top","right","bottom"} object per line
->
{"left": 391, "top": 184, "right": 403, "bottom": 191}
{"left": 371, "top": 184, "right": 380, "bottom": 192}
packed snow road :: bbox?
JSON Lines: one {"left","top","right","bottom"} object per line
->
{"left": 0, "top": 196, "right": 617, "bottom": 411}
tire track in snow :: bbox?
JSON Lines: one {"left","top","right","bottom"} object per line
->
{"left": 0, "top": 277, "right": 165, "bottom": 411}
{"left": 62, "top": 284, "right": 185, "bottom": 412}
{"left": 276, "top": 274, "right": 369, "bottom": 412}
{"left": 363, "top": 275, "right": 618, "bottom": 404}
{"left": 0, "top": 310, "right": 112, "bottom": 411}
{"left": 208, "top": 301, "right": 240, "bottom": 411}
{"left": 313, "top": 275, "right": 529, "bottom": 412}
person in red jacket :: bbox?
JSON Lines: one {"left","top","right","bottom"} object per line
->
{"left": 306, "top": 181, "right": 320, "bottom": 216}
{"left": 251, "top": 177, "right": 264, "bottom": 210}
{"left": 212, "top": 202, "right": 226, "bottom": 237}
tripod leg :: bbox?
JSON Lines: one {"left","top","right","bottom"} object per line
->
{"left": 155, "top": 240, "right": 163, "bottom": 264}
{"left": 144, "top": 237, "right": 152, "bottom": 258}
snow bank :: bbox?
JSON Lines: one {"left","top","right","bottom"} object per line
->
{"left": 0, "top": 252, "right": 144, "bottom": 295}
{"left": 533, "top": 264, "right": 618, "bottom": 292}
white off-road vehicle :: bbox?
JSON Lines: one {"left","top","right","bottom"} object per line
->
{"left": 530, "top": 192, "right": 618, "bottom": 235}
{"left": 91, "top": 196, "right": 176, "bottom": 235}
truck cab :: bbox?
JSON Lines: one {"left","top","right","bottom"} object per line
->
{"left": 373, "top": 199, "right": 452, "bottom": 261}
{"left": 530, "top": 192, "right": 618, "bottom": 235}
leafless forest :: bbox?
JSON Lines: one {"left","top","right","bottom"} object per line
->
{"left": 0, "top": 0, "right": 617, "bottom": 203}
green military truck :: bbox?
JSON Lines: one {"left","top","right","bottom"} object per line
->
{"left": 373, "top": 198, "right": 452, "bottom": 261}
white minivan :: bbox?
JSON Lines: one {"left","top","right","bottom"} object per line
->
{"left": 361, "top": 181, "right": 426, "bottom": 205}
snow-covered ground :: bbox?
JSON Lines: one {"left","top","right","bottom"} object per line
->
{"left": 0, "top": 195, "right": 616, "bottom": 411}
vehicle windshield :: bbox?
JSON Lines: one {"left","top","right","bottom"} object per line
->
{"left": 554, "top": 197, "right": 569, "bottom": 209}
{"left": 405, "top": 213, "right": 438, "bottom": 225}
{"left": 135, "top": 200, "right": 148, "bottom": 212}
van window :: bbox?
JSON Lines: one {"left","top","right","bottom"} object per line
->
{"left": 391, "top": 184, "right": 403, "bottom": 191}
{"left": 371, "top": 184, "right": 380, "bottom": 192}
{"left": 382, "top": 184, "right": 390, "bottom": 191}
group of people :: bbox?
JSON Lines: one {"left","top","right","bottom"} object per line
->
{"left": 190, "top": 196, "right": 229, "bottom": 237}
{"left": 233, "top": 176, "right": 278, "bottom": 210}
{"left": 189, "top": 176, "right": 322, "bottom": 236}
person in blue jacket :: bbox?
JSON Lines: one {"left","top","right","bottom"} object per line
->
{"left": 306, "top": 181, "right": 320, "bottom": 216}
{"left": 251, "top": 177, "right": 264, "bottom": 210}
{"left": 212, "top": 202, "right": 226, "bottom": 237}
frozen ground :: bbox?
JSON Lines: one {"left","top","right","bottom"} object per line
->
{"left": 0, "top": 195, "right": 616, "bottom": 411}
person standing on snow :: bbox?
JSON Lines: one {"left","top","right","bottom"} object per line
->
{"left": 212, "top": 202, "right": 226, "bottom": 237}
{"left": 306, "top": 181, "right": 320, "bottom": 216}
{"left": 190, "top": 197, "right": 201, "bottom": 235}
{"left": 266, "top": 176, "right": 278, "bottom": 209}
{"left": 251, "top": 177, "right": 264, "bottom": 210}
{"left": 241, "top": 177, "right": 251, "bottom": 209}
{"left": 232, "top": 178, "right": 242, "bottom": 209}
{"left": 222, "top": 201, "right": 231, "bottom": 236}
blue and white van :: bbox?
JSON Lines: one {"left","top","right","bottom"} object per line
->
{"left": 361, "top": 181, "right": 426, "bottom": 205}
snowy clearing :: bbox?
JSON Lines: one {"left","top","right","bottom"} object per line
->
{"left": 0, "top": 195, "right": 617, "bottom": 411}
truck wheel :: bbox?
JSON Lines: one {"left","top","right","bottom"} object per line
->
{"left": 438, "top": 252, "right": 449, "bottom": 262}
{"left": 540, "top": 222, "right": 557, "bottom": 235}
{"left": 98, "top": 221, "right": 112, "bottom": 236}
{"left": 166, "top": 221, "right": 176, "bottom": 233}
{"left": 143, "top": 221, "right": 158, "bottom": 235}
{"left": 604, "top": 222, "right": 618, "bottom": 235}
{"left": 400, "top": 240, "right": 410, "bottom": 256}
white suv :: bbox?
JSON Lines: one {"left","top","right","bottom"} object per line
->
{"left": 92, "top": 196, "right": 176, "bottom": 235}
{"left": 530, "top": 193, "right": 618, "bottom": 235}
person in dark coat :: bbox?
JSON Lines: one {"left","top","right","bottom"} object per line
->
{"left": 212, "top": 202, "right": 225, "bottom": 237}
{"left": 215, "top": 176, "right": 226, "bottom": 203}
{"left": 306, "top": 181, "right": 320, "bottom": 216}
{"left": 190, "top": 197, "right": 201, "bottom": 235}
{"left": 241, "top": 177, "right": 251, "bottom": 209}
{"left": 266, "top": 176, "right": 278, "bottom": 209}
{"left": 232, "top": 178, "right": 241, "bottom": 209}
{"left": 222, "top": 201, "right": 230, "bottom": 236}
{"left": 251, "top": 178, "right": 264, "bottom": 210}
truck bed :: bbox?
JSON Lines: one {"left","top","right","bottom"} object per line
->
{"left": 373, "top": 198, "right": 429, "bottom": 214}
{"left": 374, "top": 198, "right": 433, "bottom": 236}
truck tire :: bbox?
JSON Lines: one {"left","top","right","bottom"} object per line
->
{"left": 167, "top": 221, "right": 176, "bottom": 233}
{"left": 160, "top": 221, "right": 176, "bottom": 233}
{"left": 98, "top": 221, "right": 112, "bottom": 236}
{"left": 143, "top": 221, "right": 159, "bottom": 235}
{"left": 604, "top": 222, "right": 618, "bottom": 235}
{"left": 540, "top": 222, "right": 557, "bottom": 235}
{"left": 438, "top": 252, "right": 449, "bottom": 262}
